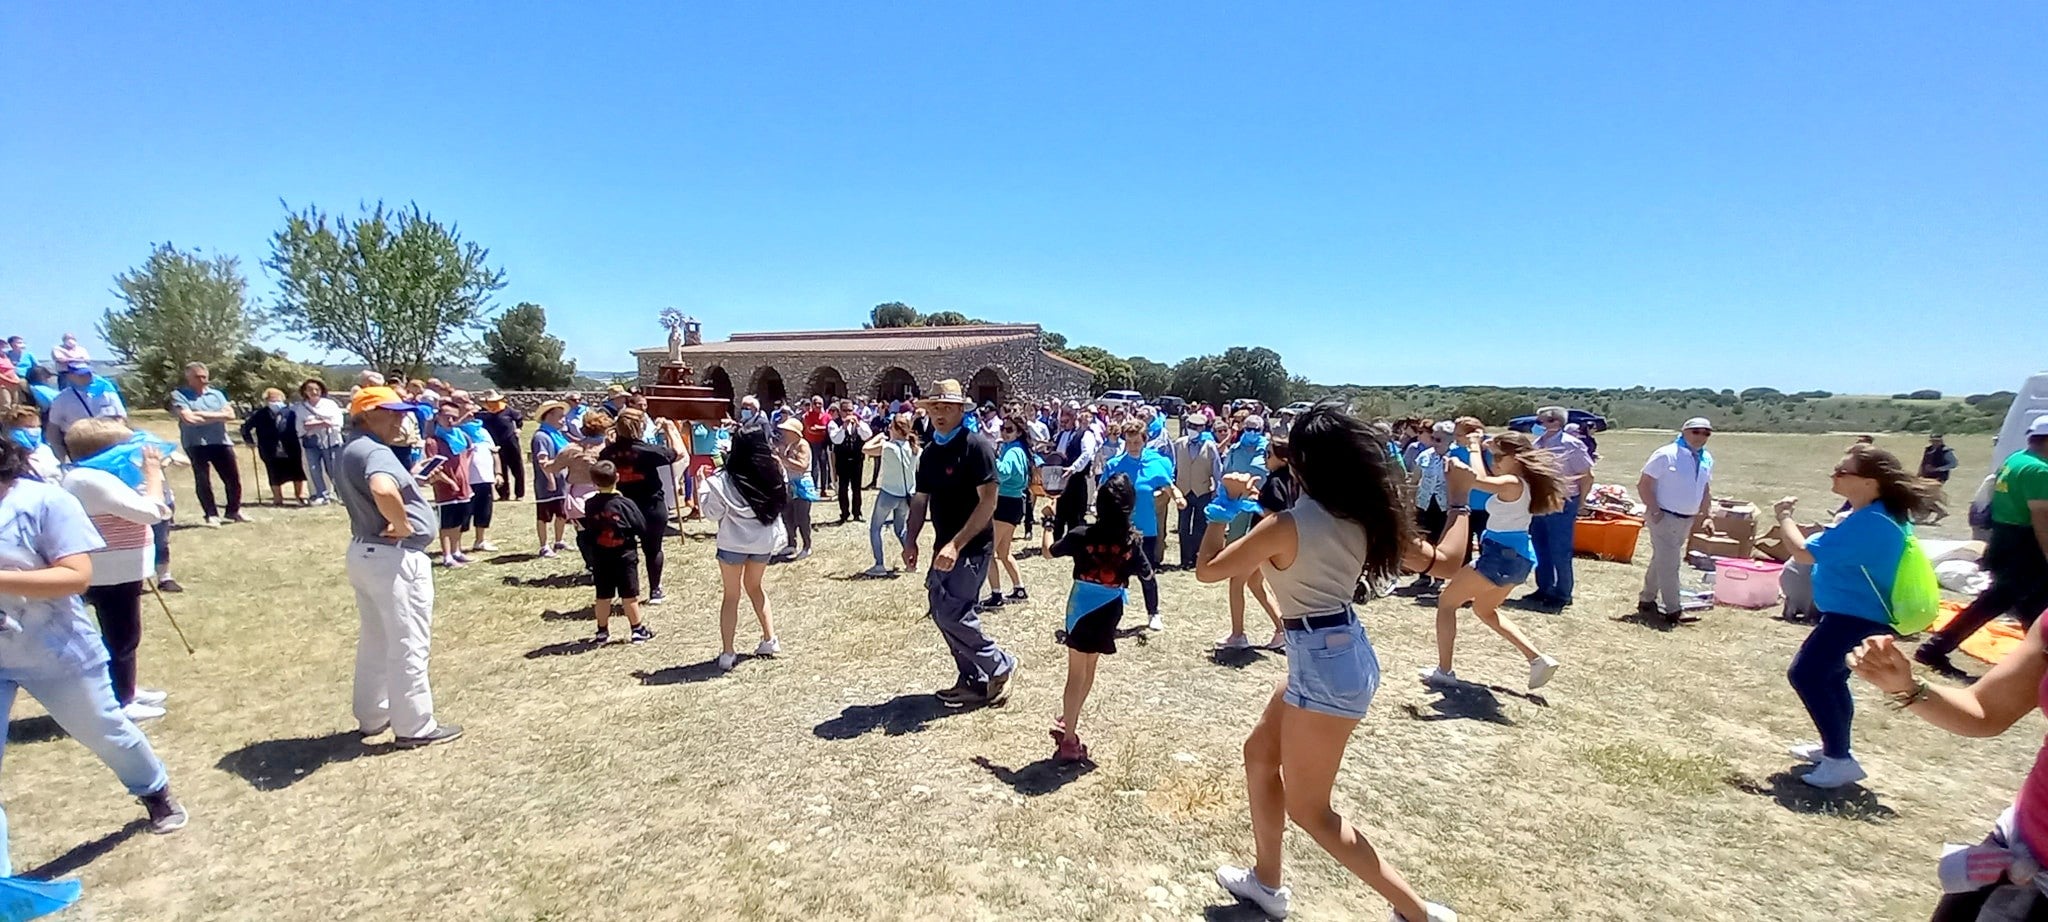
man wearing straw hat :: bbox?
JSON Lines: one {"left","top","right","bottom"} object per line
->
{"left": 903, "top": 379, "right": 1018, "bottom": 707}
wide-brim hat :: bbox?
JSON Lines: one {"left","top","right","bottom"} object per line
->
{"left": 536, "top": 400, "right": 570, "bottom": 419}
{"left": 918, "top": 378, "right": 970, "bottom": 407}
{"left": 479, "top": 389, "right": 505, "bottom": 403}
{"left": 777, "top": 417, "right": 804, "bottom": 435}
{"left": 1682, "top": 417, "right": 1714, "bottom": 432}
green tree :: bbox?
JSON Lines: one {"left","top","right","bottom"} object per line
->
{"left": 1448, "top": 390, "right": 1536, "bottom": 426}
{"left": 100, "top": 243, "right": 258, "bottom": 403}
{"left": 921, "top": 310, "right": 973, "bottom": 327}
{"left": 213, "top": 345, "right": 326, "bottom": 405}
{"left": 1128, "top": 356, "right": 1172, "bottom": 397}
{"left": 265, "top": 201, "right": 506, "bottom": 376}
{"left": 1038, "top": 330, "right": 1068, "bottom": 353}
{"left": 1061, "top": 346, "right": 1134, "bottom": 391}
{"left": 870, "top": 301, "right": 920, "bottom": 328}
{"left": 481, "top": 302, "right": 578, "bottom": 389}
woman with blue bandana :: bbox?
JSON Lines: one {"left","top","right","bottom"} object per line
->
{"left": 1100, "top": 418, "right": 1183, "bottom": 633}
{"left": 1421, "top": 430, "right": 1566, "bottom": 692}
{"left": 6, "top": 407, "right": 61, "bottom": 482}
{"left": 60, "top": 418, "right": 176, "bottom": 722}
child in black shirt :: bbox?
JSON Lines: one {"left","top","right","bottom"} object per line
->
{"left": 1048, "top": 473, "right": 1154, "bottom": 763}
{"left": 579, "top": 461, "right": 654, "bottom": 645}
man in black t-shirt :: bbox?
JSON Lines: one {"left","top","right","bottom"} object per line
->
{"left": 903, "top": 379, "right": 1017, "bottom": 707}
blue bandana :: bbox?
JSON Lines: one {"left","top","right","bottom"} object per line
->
{"left": 436, "top": 422, "right": 471, "bottom": 454}
{"left": 9, "top": 428, "right": 42, "bottom": 451}
{"left": 1673, "top": 434, "right": 1712, "bottom": 476}
{"left": 538, "top": 422, "right": 570, "bottom": 453}
{"left": 1147, "top": 415, "right": 1166, "bottom": 441}
{"left": 932, "top": 422, "right": 964, "bottom": 446}
{"left": 74, "top": 431, "right": 180, "bottom": 489}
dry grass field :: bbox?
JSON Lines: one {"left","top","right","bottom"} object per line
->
{"left": 4, "top": 420, "right": 2029, "bottom": 921}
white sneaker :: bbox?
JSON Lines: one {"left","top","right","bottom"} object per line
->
{"left": 1215, "top": 633, "right": 1252, "bottom": 650}
{"left": 1391, "top": 902, "right": 1459, "bottom": 922}
{"left": 754, "top": 637, "right": 781, "bottom": 657}
{"left": 1419, "top": 667, "right": 1461, "bottom": 687}
{"left": 1788, "top": 742, "right": 1825, "bottom": 763}
{"left": 471, "top": 541, "right": 497, "bottom": 552}
{"left": 1265, "top": 630, "right": 1288, "bottom": 652}
{"left": 1147, "top": 613, "right": 1165, "bottom": 632}
{"left": 1528, "top": 655, "right": 1561, "bottom": 690}
{"left": 1801, "top": 756, "right": 1867, "bottom": 789}
{"left": 716, "top": 651, "right": 738, "bottom": 671}
{"left": 122, "top": 701, "right": 167, "bottom": 722}
{"left": 132, "top": 688, "right": 169, "bottom": 707}
{"left": 1216, "top": 865, "right": 1291, "bottom": 919}
{"left": 861, "top": 564, "right": 892, "bottom": 578}
{"left": 203, "top": 516, "right": 222, "bottom": 528}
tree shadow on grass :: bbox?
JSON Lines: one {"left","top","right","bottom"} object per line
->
{"left": 20, "top": 819, "right": 148, "bottom": 880}
{"left": 540, "top": 605, "right": 595, "bottom": 622}
{"left": 1202, "top": 903, "right": 1276, "bottom": 921}
{"left": 502, "top": 572, "right": 591, "bottom": 589}
{"left": 1403, "top": 683, "right": 1516, "bottom": 726}
{"left": 524, "top": 638, "right": 604, "bottom": 659}
{"left": 216, "top": 731, "right": 382, "bottom": 791}
{"left": 8, "top": 715, "right": 65, "bottom": 744}
{"left": 813, "top": 694, "right": 965, "bottom": 739}
{"left": 972, "top": 754, "right": 1095, "bottom": 795}
{"left": 633, "top": 657, "right": 752, "bottom": 686}
{"left": 1727, "top": 770, "right": 1899, "bottom": 823}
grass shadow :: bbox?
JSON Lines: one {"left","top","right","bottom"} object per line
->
{"left": 1208, "top": 646, "right": 1268, "bottom": 669}
{"left": 633, "top": 657, "right": 750, "bottom": 686}
{"left": 813, "top": 693, "right": 965, "bottom": 739}
{"left": 524, "top": 638, "right": 604, "bottom": 659}
{"left": 1404, "top": 683, "right": 1516, "bottom": 725}
{"left": 20, "top": 819, "right": 148, "bottom": 880}
{"left": 1013, "top": 547, "right": 1045, "bottom": 561}
{"left": 502, "top": 572, "right": 591, "bottom": 589}
{"left": 216, "top": 731, "right": 377, "bottom": 791}
{"left": 540, "top": 605, "right": 596, "bottom": 622}
{"left": 972, "top": 755, "right": 1095, "bottom": 795}
{"left": 1727, "top": 770, "right": 1899, "bottom": 823}
{"left": 7, "top": 715, "right": 66, "bottom": 744}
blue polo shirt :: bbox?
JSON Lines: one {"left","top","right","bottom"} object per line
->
{"left": 1447, "top": 444, "right": 1493, "bottom": 511}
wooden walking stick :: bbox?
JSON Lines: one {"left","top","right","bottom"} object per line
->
{"left": 147, "top": 580, "right": 197, "bottom": 655}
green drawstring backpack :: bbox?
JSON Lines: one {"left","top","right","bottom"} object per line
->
{"left": 1862, "top": 515, "right": 1941, "bottom": 635}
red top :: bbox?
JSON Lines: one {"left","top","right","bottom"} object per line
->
{"left": 803, "top": 407, "right": 830, "bottom": 443}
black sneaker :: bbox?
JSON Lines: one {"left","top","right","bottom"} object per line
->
{"left": 590, "top": 628, "right": 610, "bottom": 646}
{"left": 630, "top": 625, "right": 655, "bottom": 644}
{"left": 141, "top": 787, "right": 188, "bottom": 834}
{"left": 935, "top": 680, "right": 979, "bottom": 703}
{"left": 1007, "top": 587, "right": 1029, "bottom": 603}
{"left": 982, "top": 592, "right": 1006, "bottom": 609}
{"left": 1636, "top": 600, "right": 1660, "bottom": 616}
{"left": 985, "top": 665, "right": 1016, "bottom": 708}
{"left": 1914, "top": 645, "right": 1956, "bottom": 672}
{"left": 394, "top": 724, "right": 464, "bottom": 749}
{"left": 156, "top": 578, "right": 185, "bottom": 594}
{"left": 645, "top": 589, "right": 666, "bottom": 606}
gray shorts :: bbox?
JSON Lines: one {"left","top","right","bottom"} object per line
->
{"left": 716, "top": 549, "right": 773, "bottom": 565}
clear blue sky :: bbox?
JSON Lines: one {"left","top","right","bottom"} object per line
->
{"left": 4, "top": 3, "right": 2042, "bottom": 394}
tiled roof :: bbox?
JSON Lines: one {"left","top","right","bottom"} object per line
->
{"left": 634, "top": 324, "right": 1042, "bottom": 356}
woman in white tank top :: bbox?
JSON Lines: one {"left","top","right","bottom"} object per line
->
{"left": 1192, "top": 403, "right": 1478, "bottom": 922}
{"left": 1422, "top": 429, "right": 1566, "bottom": 692}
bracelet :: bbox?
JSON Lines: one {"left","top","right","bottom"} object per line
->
{"left": 1886, "top": 678, "right": 1931, "bottom": 710}
{"left": 1447, "top": 505, "right": 1470, "bottom": 515}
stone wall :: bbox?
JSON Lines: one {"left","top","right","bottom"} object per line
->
{"left": 632, "top": 338, "right": 1093, "bottom": 408}
{"left": 500, "top": 390, "right": 612, "bottom": 415}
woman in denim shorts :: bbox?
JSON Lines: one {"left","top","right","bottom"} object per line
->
{"left": 1423, "top": 430, "right": 1566, "bottom": 692}
{"left": 1194, "top": 402, "right": 1475, "bottom": 922}
{"left": 699, "top": 424, "right": 790, "bottom": 672}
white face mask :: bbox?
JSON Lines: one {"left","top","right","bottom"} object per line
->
{"left": 267, "top": 400, "right": 286, "bottom": 411}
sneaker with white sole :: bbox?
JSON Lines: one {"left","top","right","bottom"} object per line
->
{"left": 1216, "top": 865, "right": 1291, "bottom": 919}
{"left": 1528, "top": 654, "right": 1561, "bottom": 690}
{"left": 1419, "top": 666, "right": 1461, "bottom": 687}
{"left": 471, "top": 541, "right": 498, "bottom": 552}
{"left": 1265, "top": 630, "right": 1288, "bottom": 652}
{"left": 861, "top": 564, "right": 892, "bottom": 578}
{"left": 1215, "top": 633, "right": 1252, "bottom": 650}
{"left": 716, "top": 651, "right": 738, "bottom": 671}
{"left": 755, "top": 637, "right": 781, "bottom": 657}
{"left": 1147, "top": 613, "right": 1165, "bottom": 632}
{"left": 1801, "top": 755, "right": 1867, "bottom": 789}
{"left": 645, "top": 589, "right": 666, "bottom": 605}
{"left": 132, "top": 688, "right": 169, "bottom": 707}
{"left": 122, "top": 701, "right": 167, "bottom": 722}
{"left": 1391, "top": 902, "right": 1459, "bottom": 922}
{"left": 1788, "top": 742, "right": 1825, "bottom": 763}
{"left": 539, "top": 546, "right": 557, "bottom": 558}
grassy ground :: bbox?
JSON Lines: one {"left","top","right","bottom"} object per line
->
{"left": 4, "top": 420, "right": 2030, "bottom": 920}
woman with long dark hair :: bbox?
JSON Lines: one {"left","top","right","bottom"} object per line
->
{"left": 1774, "top": 444, "right": 1943, "bottom": 789}
{"left": 1048, "top": 473, "right": 1152, "bottom": 762}
{"left": 700, "top": 423, "right": 791, "bottom": 671}
{"left": 984, "top": 414, "right": 1037, "bottom": 608}
{"left": 1196, "top": 400, "right": 1467, "bottom": 922}
{"left": 1423, "top": 429, "right": 1566, "bottom": 691}
{"left": 599, "top": 408, "right": 679, "bottom": 605}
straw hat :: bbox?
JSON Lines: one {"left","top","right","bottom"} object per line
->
{"left": 777, "top": 416, "right": 804, "bottom": 435}
{"left": 536, "top": 400, "right": 570, "bottom": 419}
{"left": 479, "top": 388, "right": 505, "bottom": 404}
{"left": 918, "top": 379, "right": 970, "bottom": 407}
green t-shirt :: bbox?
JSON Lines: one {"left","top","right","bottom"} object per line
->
{"left": 1990, "top": 451, "right": 2048, "bottom": 527}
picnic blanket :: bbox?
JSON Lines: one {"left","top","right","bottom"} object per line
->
{"left": 1931, "top": 601, "right": 2028, "bottom": 666}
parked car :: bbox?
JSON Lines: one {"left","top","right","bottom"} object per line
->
{"left": 1506, "top": 410, "right": 1609, "bottom": 434}
{"left": 1282, "top": 401, "right": 1316, "bottom": 415}
{"left": 1096, "top": 389, "right": 1144, "bottom": 409}
{"left": 1152, "top": 396, "right": 1187, "bottom": 417}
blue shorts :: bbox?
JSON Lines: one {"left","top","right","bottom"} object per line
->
{"left": 1283, "top": 616, "right": 1381, "bottom": 720}
{"left": 1474, "top": 538, "right": 1533, "bottom": 587}
{"left": 716, "top": 549, "right": 773, "bottom": 565}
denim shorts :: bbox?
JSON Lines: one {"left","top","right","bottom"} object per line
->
{"left": 1283, "top": 616, "right": 1381, "bottom": 720}
{"left": 716, "top": 549, "right": 773, "bottom": 565}
{"left": 1474, "top": 538, "right": 1534, "bottom": 587}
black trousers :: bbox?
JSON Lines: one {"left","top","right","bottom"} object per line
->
{"left": 1053, "top": 469, "right": 1091, "bottom": 541}
{"left": 494, "top": 437, "right": 526, "bottom": 501}
{"left": 837, "top": 465, "right": 864, "bottom": 521}
{"left": 635, "top": 499, "right": 666, "bottom": 594}
{"left": 85, "top": 581, "right": 144, "bottom": 705}
{"left": 1924, "top": 523, "right": 2048, "bottom": 656}
{"left": 189, "top": 443, "right": 243, "bottom": 518}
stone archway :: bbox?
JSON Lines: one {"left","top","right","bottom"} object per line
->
{"left": 872, "top": 366, "right": 918, "bottom": 402}
{"left": 968, "top": 366, "right": 1009, "bottom": 407}
{"left": 806, "top": 366, "right": 848, "bottom": 401}
{"left": 750, "top": 366, "right": 787, "bottom": 405}
{"left": 704, "top": 366, "right": 735, "bottom": 406}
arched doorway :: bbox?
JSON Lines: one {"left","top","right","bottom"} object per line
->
{"left": 750, "top": 366, "right": 787, "bottom": 406}
{"left": 806, "top": 366, "right": 848, "bottom": 401}
{"left": 704, "top": 366, "right": 735, "bottom": 406}
{"left": 968, "top": 366, "right": 1007, "bottom": 407}
{"left": 873, "top": 366, "right": 918, "bottom": 402}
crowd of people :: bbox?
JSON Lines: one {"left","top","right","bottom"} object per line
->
{"left": 5, "top": 335, "right": 2048, "bottom": 920}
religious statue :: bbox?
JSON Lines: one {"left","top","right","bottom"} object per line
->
{"left": 660, "top": 307, "right": 687, "bottom": 364}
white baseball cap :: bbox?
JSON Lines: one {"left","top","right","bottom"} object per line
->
{"left": 2028, "top": 415, "right": 2048, "bottom": 438}
{"left": 1682, "top": 417, "right": 1714, "bottom": 432}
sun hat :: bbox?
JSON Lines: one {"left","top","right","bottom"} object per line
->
{"left": 606, "top": 384, "right": 627, "bottom": 396}
{"left": 918, "top": 379, "right": 971, "bottom": 407}
{"left": 1682, "top": 417, "right": 1714, "bottom": 432}
{"left": 1186, "top": 411, "right": 1211, "bottom": 426}
{"left": 777, "top": 417, "right": 804, "bottom": 435}
{"left": 348, "top": 386, "right": 416, "bottom": 416}
{"left": 2028, "top": 415, "right": 2048, "bottom": 438}
{"left": 536, "top": 400, "right": 570, "bottom": 419}
{"left": 479, "top": 388, "right": 505, "bottom": 403}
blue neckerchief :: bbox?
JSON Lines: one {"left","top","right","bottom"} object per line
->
{"left": 538, "top": 423, "right": 570, "bottom": 453}
{"left": 9, "top": 427, "right": 43, "bottom": 450}
{"left": 436, "top": 422, "right": 471, "bottom": 454}
{"left": 459, "top": 419, "right": 488, "bottom": 444}
{"left": 964, "top": 413, "right": 981, "bottom": 433}
{"left": 1065, "top": 580, "right": 1128, "bottom": 632}
{"left": 1147, "top": 415, "right": 1165, "bottom": 441}
{"left": 73, "top": 431, "right": 180, "bottom": 489}
{"left": 1673, "top": 435, "right": 1711, "bottom": 475}
{"left": 932, "top": 422, "right": 964, "bottom": 445}
{"left": 1193, "top": 429, "right": 1214, "bottom": 445}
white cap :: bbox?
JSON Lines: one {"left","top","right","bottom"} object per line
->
{"left": 1243, "top": 415, "right": 1266, "bottom": 431}
{"left": 1682, "top": 417, "right": 1713, "bottom": 432}
{"left": 2028, "top": 415, "right": 2048, "bottom": 438}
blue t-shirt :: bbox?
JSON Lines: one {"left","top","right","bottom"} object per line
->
{"left": 1447, "top": 444, "right": 1494, "bottom": 511}
{"left": 996, "top": 442, "right": 1031, "bottom": 498}
{"left": 1807, "top": 505, "right": 1909, "bottom": 623}
{"left": 0, "top": 478, "right": 111, "bottom": 673}
{"left": 690, "top": 423, "right": 720, "bottom": 457}
{"left": 1099, "top": 449, "right": 1177, "bottom": 537}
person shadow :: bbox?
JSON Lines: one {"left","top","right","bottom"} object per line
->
{"left": 540, "top": 605, "right": 595, "bottom": 622}
{"left": 502, "top": 572, "right": 591, "bottom": 589}
{"left": 972, "top": 754, "right": 1095, "bottom": 795}
{"left": 1201, "top": 903, "right": 1277, "bottom": 921}
{"left": 524, "top": 639, "right": 604, "bottom": 659}
{"left": 1613, "top": 610, "right": 1678, "bottom": 633}
{"left": 632, "top": 657, "right": 751, "bottom": 686}
{"left": 1208, "top": 646, "right": 1267, "bottom": 669}
{"left": 19, "top": 819, "right": 148, "bottom": 880}
{"left": 1727, "top": 769, "right": 1899, "bottom": 822}
{"left": 484, "top": 552, "right": 540, "bottom": 565}
{"left": 813, "top": 694, "right": 965, "bottom": 739}
{"left": 1403, "top": 683, "right": 1520, "bottom": 725}
{"left": 7, "top": 715, "right": 66, "bottom": 744}
{"left": 215, "top": 730, "right": 382, "bottom": 791}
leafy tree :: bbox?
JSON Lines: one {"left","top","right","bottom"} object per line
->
{"left": 1128, "top": 356, "right": 1171, "bottom": 397}
{"left": 481, "top": 302, "right": 578, "bottom": 389}
{"left": 1061, "top": 345, "right": 1134, "bottom": 391}
{"left": 921, "top": 310, "right": 973, "bottom": 327}
{"left": 870, "top": 302, "right": 920, "bottom": 328}
{"left": 1169, "top": 356, "right": 1223, "bottom": 405}
{"left": 100, "top": 243, "right": 258, "bottom": 403}
{"left": 1038, "top": 330, "right": 1068, "bottom": 353}
{"left": 1739, "top": 387, "right": 1783, "bottom": 402}
{"left": 1448, "top": 390, "right": 1535, "bottom": 426}
{"left": 213, "top": 345, "right": 326, "bottom": 405}
{"left": 265, "top": 201, "right": 506, "bottom": 376}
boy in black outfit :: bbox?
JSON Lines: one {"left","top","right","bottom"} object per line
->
{"left": 580, "top": 461, "right": 654, "bottom": 645}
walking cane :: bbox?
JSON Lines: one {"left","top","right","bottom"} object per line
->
{"left": 246, "top": 442, "right": 268, "bottom": 505}
{"left": 147, "top": 580, "right": 197, "bottom": 655}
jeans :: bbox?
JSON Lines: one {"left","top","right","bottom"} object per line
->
{"left": 188, "top": 443, "right": 243, "bottom": 518}
{"left": 301, "top": 436, "right": 340, "bottom": 500}
{"left": 1139, "top": 535, "right": 1161, "bottom": 614}
{"left": 870, "top": 491, "right": 910, "bottom": 568}
{"left": 346, "top": 542, "right": 440, "bottom": 738}
{"left": 1530, "top": 494, "right": 1581, "bottom": 603}
{"left": 1638, "top": 511, "right": 1692, "bottom": 615}
{"left": 0, "top": 661, "right": 170, "bottom": 874}
{"left": 1788, "top": 612, "right": 1895, "bottom": 759}
{"left": 1177, "top": 490, "right": 1213, "bottom": 569}
{"left": 926, "top": 550, "right": 1013, "bottom": 690}
{"left": 84, "top": 581, "right": 145, "bottom": 705}
{"left": 809, "top": 440, "right": 832, "bottom": 493}
{"left": 1922, "top": 523, "right": 2048, "bottom": 657}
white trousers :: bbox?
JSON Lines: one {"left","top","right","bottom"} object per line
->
{"left": 1638, "top": 512, "right": 1692, "bottom": 615}
{"left": 346, "top": 542, "right": 438, "bottom": 738}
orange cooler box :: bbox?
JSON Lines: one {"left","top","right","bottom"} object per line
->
{"left": 1574, "top": 514, "right": 1643, "bottom": 564}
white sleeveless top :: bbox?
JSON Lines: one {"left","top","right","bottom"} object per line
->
{"left": 1484, "top": 477, "right": 1533, "bottom": 532}
{"left": 1262, "top": 495, "right": 1368, "bottom": 617}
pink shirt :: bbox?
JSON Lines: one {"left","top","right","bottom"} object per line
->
{"left": 2018, "top": 666, "right": 2048, "bottom": 855}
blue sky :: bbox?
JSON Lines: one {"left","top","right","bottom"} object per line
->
{"left": 4, "top": 3, "right": 2042, "bottom": 394}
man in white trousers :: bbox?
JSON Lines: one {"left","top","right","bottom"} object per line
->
{"left": 1636, "top": 417, "right": 1715, "bottom": 626}
{"left": 335, "top": 386, "right": 462, "bottom": 748}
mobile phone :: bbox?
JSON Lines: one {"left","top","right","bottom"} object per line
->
{"left": 414, "top": 456, "right": 447, "bottom": 480}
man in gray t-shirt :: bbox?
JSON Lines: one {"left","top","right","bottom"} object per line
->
{"left": 169, "top": 362, "right": 246, "bottom": 524}
{"left": 335, "top": 385, "right": 461, "bottom": 749}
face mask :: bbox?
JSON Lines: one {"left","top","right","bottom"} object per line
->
{"left": 267, "top": 400, "right": 286, "bottom": 411}
{"left": 9, "top": 428, "right": 42, "bottom": 451}
{"left": 741, "top": 408, "right": 758, "bottom": 423}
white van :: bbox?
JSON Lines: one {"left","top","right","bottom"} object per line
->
{"left": 1969, "top": 371, "right": 2048, "bottom": 534}
{"left": 1096, "top": 389, "right": 1143, "bottom": 409}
